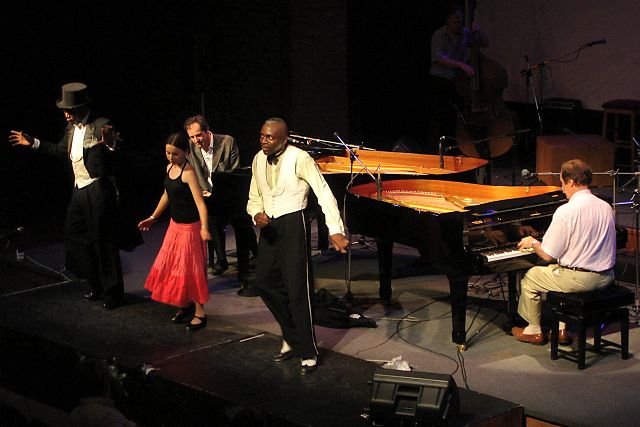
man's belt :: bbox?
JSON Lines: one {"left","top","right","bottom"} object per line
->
{"left": 558, "top": 264, "right": 610, "bottom": 274}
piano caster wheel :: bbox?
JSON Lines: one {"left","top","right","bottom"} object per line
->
{"left": 455, "top": 343, "right": 466, "bottom": 352}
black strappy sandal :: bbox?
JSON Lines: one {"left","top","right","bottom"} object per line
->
{"left": 170, "top": 303, "right": 195, "bottom": 323}
{"left": 185, "top": 315, "right": 207, "bottom": 332}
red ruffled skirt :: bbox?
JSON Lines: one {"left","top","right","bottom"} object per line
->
{"left": 144, "top": 220, "right": 209, "bottom": 307}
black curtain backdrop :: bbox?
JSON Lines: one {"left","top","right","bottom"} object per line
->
{"left": 347, "top": 1, "right": 449, "bottom": 150}
{"left": 1, "top": 0, "right": 293, "bottom": 236}
{"left": 5, "top": 0, "right": 624, "bottom": 245}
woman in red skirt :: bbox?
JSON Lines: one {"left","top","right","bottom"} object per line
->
{"left": 138, "top": 132, "right": 212, "bottom": 331}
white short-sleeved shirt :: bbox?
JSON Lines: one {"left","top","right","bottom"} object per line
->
{"left": 541, "top": 189, "right": 616, "bottom": 271}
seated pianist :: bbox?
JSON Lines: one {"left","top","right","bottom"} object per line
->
{"left": 511, "top": 159, "right": 617, "bottom": 346}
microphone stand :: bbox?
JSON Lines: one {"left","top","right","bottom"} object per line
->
{"left": 334, "top": 132, "right": 381, "bottom": 300}
{"left": 511, "top": 132, "right": 520, "bottom": 185}
{"left": 289, "top": 133, "right": 375, "bottom": 151}
{"left": 633, "top": 173, "right": 640, "bottom": 324}
{"left": 438, "top": 135, "right": 463, "bottom": 170}
{"left": 613, "top": 170, "right": 640, "bottom": 324}
{"left": 619, "top": 137, "right": 640, "bottom": 190}
{"left": 521, "top": 55, "right": 543, "bottom": 135}
{"left": 519, "top": 40, "right": 604, "bottom": 134}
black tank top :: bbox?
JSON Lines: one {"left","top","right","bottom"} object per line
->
{"left": 164, "top": 162, "right": 199, "bottom": 224}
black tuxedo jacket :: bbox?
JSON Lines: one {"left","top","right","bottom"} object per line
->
{"left": 38, "top": 115, "right": 116, "bottom": 179}
{"left": 38, "top": 114, "right": 142, "bottom": 251}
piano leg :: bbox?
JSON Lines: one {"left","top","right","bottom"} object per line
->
{"left": 501, "top": 270, "right": 527, "bottom": 333}
{"left": 377, "top": 238, "right": 393, "bottom": 303}
{"left": 507, "top": 271, "right": 518, "bottom": 326}
{"left": 376, "top": 237, "right": 468, "bottom": 345}
{"left": 449, "top": 278, "right": 468, "bottom": 345}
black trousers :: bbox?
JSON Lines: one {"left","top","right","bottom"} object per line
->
{"left": 208, "top": 213, "right": 228, "bottom": 266}
{"left": 65, "top": 179, "right": 124, "bottom": 301}
{"left": 254, "top": 211, "right": 317, "bottom": 359}
{"left": 231, "top": 213, "right": 258, "bottom": 280}
{"left": 208, "top": 211, "right": 257, "bottom": 280}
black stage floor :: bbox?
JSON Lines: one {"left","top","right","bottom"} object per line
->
{"left": 0, "top": 275, "right": 523, "bottom": 426}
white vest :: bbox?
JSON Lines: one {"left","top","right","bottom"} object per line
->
{"left": 69, "top": 124, "right": 99, "bottom": 188}
{"left": 255, "top": 145, "right": 309, "bottom": 218}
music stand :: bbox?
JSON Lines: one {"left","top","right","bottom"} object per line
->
{"left": 613, "top": 169, "right": 640, "bottom": 325}
{"left": 611, "top": 136, "right": 640, "bottom": 323}
{"left": 630, "top": 178, "right": 640, "bottom": 324}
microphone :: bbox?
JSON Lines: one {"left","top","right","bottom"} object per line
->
{"left": 586, "top": 39, "right": 606, "bottom": 47}
{"left": 521, "top": 169, "right": 560, "bottom": 179}
{"left": 521, "top": 169, "right": 536, "bottom": 179}
{"left": 438, "top": 136, "right": 445, "bottom": 169}
{"left": 0, "top": 226, "right": 25, "bottom": 240}
{"left": 287, "top": 136, "right": 304, "bottom": 144}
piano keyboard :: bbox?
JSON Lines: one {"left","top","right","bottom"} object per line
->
{"left": 481, "top": 246, "right": 535, "bottom": 264}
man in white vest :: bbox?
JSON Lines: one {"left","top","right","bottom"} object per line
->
{"left": 247, "top": 117, "right": 349, "bottom": 374}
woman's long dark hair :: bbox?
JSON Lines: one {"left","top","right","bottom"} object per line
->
{"left": 165, "top": 131, "right": 190, "bottom": 153}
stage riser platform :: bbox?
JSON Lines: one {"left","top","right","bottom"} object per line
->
{"left": 0, "top": 280, "right": 524, "bottom": 426}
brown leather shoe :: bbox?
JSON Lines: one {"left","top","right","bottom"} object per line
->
{"left": 547, "top": 329, "right": 573, "bottom": 346}
{"left": 511, "top": 327, "right": 547, "bottom": 345}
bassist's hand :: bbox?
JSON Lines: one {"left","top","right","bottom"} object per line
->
{"left": 459, "top": 63, "right": 474, "bottom": 77}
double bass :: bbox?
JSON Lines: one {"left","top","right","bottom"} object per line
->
{"left": 454, "top": 1, "right": 516, "bottom": 159}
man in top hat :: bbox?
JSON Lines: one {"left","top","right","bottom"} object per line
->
{"left": 9, "top": 82, "right": 126, "bottom": 310}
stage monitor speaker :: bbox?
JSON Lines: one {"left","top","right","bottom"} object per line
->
{"left": 369, "top": 368, "right": 459, "bottom": 426}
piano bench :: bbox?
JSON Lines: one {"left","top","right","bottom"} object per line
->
{"left": 547, "top": 285, "right": 635, "bottom": 369}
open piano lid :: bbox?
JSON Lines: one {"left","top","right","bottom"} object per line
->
{"left": 348, "top": 179, "right": 564, "bottom": 215}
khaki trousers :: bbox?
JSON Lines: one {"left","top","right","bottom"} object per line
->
{"left": 518, "top": 264, "right": 614, "bottom": 326}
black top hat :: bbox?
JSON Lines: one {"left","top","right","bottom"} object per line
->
{"left": 56, "top": 82, "right": 92, "bottom": 109}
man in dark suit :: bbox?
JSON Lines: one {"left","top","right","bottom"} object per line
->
{"left": 9, "top": 82, "right": 125, "bottom": 309}
{"left": 184, "top": 115, "right": 258, "bottom": 296}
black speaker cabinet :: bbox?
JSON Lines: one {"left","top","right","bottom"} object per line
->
{"left": 369, "top": 368, "right": 459, "bottom": 426}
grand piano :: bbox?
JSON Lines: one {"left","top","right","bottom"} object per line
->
{"left": 345, "top": 179, "right": 565, "bottom": 346}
